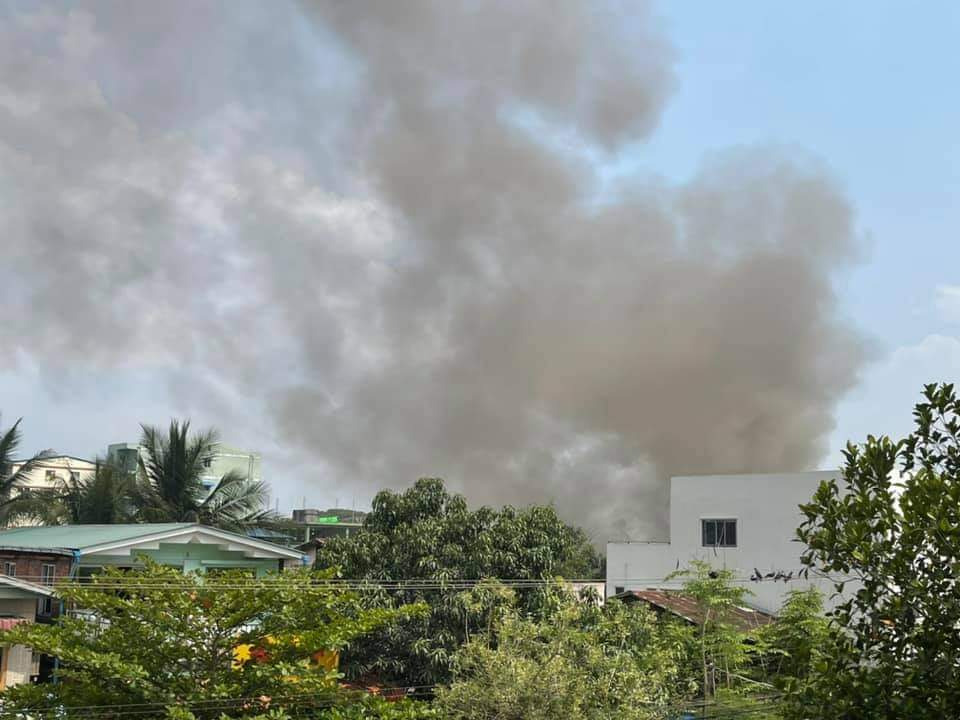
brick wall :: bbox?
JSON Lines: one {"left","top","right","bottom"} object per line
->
{"left": 0, "top": 552, "right": 73, "bottom": 584}
{"left": 0, "top": 551, "right": 73, "bottom": 619}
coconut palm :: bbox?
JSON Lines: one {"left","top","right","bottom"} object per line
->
{"left": 132, "top": 420, "right": 271, "bottom": 531}
{"left": 48, "top": 459, "right": 135, "bottom": 524}
{"left": 0, "top": 416, "right": 55, "bottom": 526}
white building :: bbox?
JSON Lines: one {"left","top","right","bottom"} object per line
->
{"left": 10, "top": 455, "right": 97, "bottom": 493}
{"left": 606, "top": 471, "right": 839, "bottom": 615}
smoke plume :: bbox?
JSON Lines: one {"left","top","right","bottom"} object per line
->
{"left": 0, "top": 1, "right": 866, "bottom": 538}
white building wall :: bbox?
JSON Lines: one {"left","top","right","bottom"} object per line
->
{"left": 11, "top": 456, "right": 96, "bottom": 493}
{"left": 607, "top": 471, "right": 840, "bottom": 615}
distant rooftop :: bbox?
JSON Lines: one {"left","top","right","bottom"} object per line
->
{"left": 613, "top": 589, "right": 775, "bottom": 631}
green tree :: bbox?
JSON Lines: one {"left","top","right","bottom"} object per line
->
{"left": 437, "top": 585, "right": 692, "bottom": 720}
{"left": 792, "top": 382, "right": 960, "bottom": 718}
{"left": 0, "top": 416, "right": 55, "bottom": 526}
{"left": 758, "top": 588, "right": 829, "bottom": 684}
{"left": 45, "top": 459, "right": 135, "bottom": 524}
{"left": 315, "top": 478, "right": 601, "bottom": 686}
{"left": 133, "top": 420, "right": 271, "bottom": 530}
{"left": 670, "top": 561, "right": 754, "bottom": 698}
{"left": 0, "top": 563, "right": 425, "bottom": 716}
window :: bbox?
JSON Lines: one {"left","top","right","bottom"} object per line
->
{"left": 701, "top": 519, "right": 737, "bottom": 548}
{"left": 45, "top": 470, "right": 56, "bottom": 482}
{"left": 614, "top": 586, "right": 625, "bottom": 595}
{"left": 3, "top": 562, "right": 14, "bottom": 577}
{"left": 69, "top": 471, "right": 80, "bottom": 483}
{"left": 203, "top": 457, "right": 213, "bottom": 468}
{"left": 38, "top": 564, "right": 56, "bottom": 615}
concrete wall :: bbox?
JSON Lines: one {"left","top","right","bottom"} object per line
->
{"left": 108, "top": 441, "right": 262, "bottom": 493}
{"left": 199, "top": 443, "right": 262, "bottom": 490}
{"left": 607, "top": 471, "right": 841, "bottom": 614}
{"left": 81, "top": 542, "right": 285, "bottom": 576}
{"left": 10, "top": 456, "right": 96, "bottom": 493}
{"left": 1, "top": 643, "right": 36, "bottom": 688}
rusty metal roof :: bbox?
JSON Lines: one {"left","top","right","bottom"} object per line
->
{"left": 614, "top": 589, "right": 775, "bottom": 631}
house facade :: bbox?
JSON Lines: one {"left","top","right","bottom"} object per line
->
{"left": 606, "top": 472, "right": 839, "bottom": 614}
{"left": 0, "top": 575, "right": 58, "bottom": 688}
{"left": 0, "top": 523, "right": 305, "bottom": 579}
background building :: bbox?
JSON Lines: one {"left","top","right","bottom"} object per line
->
{"left": 107, "top": 441, "right": 262, "bottom": 493}
{"left": 606, "top": 471, "right": 841, "bottom": 614}
{"left": 290, "top": 508, "right": 365, "bottom": 543}
{"left": 9, "top": 456, "right": 96, "bottom": 493}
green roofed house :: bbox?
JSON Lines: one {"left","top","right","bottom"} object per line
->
{"left": 0, "top": 523, "right": 305, "bottom": 590}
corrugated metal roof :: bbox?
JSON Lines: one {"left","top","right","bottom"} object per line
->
{"left": 0, "top": 574, "right": 55, "bottom": 597}
{"left": 614, "top": 589, "right": 775, "bottom": 631}
{"left": 0, "top": 524, "right": 195, "bottom": 551}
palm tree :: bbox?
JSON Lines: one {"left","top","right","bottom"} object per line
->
{"left": 132, "top": 420, "right": 271, "bottom": 531}
{"left": 49, "top": 459, "right": 134, "bottom": 524}
{"left": 0, "top": 417, "right": 55, "bottom": 526}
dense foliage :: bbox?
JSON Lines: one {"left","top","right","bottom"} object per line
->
{"left": 669, "top": 561, "right": 755, "bottom": 698}
{"left": 315, "top": 478, "right": 601, "bottom": 686}
{"left": 757, "top": 588, "right": 830, "bottom": 685}
{"left": 47, "top": 458, "right": 135, "bottom": 524}
{"left": 792, "top": 382, "right": 960, "bottom": 718}
{"left": 437, "top": 584, "right": 694, "bottom": 720}
{"left": 0, "top": 563, "right": 424, "bottom": 716}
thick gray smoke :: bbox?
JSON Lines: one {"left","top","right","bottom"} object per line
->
{"left": 0, "top": 1, "right": 866, "bottom": 538}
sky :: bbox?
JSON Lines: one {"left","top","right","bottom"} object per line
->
{"left": 1, "top": 1, "right": 957, "bottom": 537}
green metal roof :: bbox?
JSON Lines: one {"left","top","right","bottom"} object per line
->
{"left": 0, "top": 523, "right": 196, "bottom": 551}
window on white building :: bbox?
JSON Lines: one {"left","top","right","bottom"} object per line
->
{"left": 69, "top": 471, "right": 80, "bottom": 483}
{"left": 702, "top": 518, "right": 737, "bottom": 548}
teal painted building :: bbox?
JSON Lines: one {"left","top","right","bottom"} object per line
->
{"left": 0, "top": 524, "right": 304, "bottom": 578}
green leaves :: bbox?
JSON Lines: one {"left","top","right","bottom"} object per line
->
{"left": 0, "top": 562, "right": 422, "bottom": 716}
{"left": 437, "top": 591, "right": 687, "bottom": 720}
{"left": 789, "top": 382, "right": 960, "bottom": 719}
{"left": 315, "top": 478, "right": 601, "bottom": 687}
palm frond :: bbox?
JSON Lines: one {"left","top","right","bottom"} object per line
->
{"left": 132, "top": 419, "right": 266, "bottom": 529}
{"left": 199, "top": 471, "right": 271, "bottom": 530}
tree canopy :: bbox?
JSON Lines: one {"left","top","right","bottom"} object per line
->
{"left": 315, "top": 478, "right": 601, "bottom": 686}
{"left": 46, "top": 458, "right": 135, "bottom": 524}
{"left": 792, "top": 382, "right": 960, "bottom": 718}
{"left": 0, "top": 563, "right": 425, "bottom": 716}
{"left": 0, "top": 415, "right": 55, "bottom": 526}
{"left": 437, "top": 584, "right": 692, "bottom": 720}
